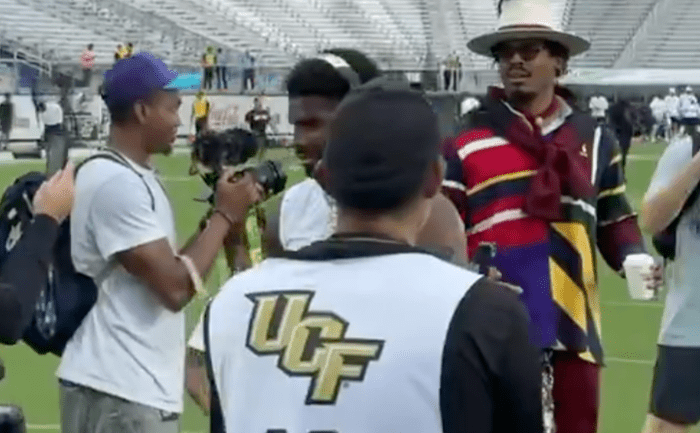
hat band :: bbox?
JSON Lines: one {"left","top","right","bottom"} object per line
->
{"left": 498, "top": 24, "right": 557, "bottom": 31}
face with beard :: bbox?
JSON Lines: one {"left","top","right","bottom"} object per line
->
{"left": 493, "top": 39, "right": 564, "bottom": 103}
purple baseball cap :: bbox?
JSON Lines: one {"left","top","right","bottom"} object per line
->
{"left": 102, "top": 52, "right": 194, "bottom": 110}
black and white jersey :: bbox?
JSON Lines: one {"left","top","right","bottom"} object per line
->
{"left": 204, "top": 238, "right": 543, "bottom": 433}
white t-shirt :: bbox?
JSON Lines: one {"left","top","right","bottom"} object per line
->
{"left": 589, "top": 96, "right": 608, "bottom": 118}
{"left": 680, "top": 93, "right": 700, "bottom": 119}
{"left": 666, "top": 95, "right": 681, "bottom": 118}
{"left": 279, "top": 178, "right": 336, "bottom": 251}
{"left": 650, "top": 97, "right": 666, "bottom": 122}
{"left": 57, "top": 152, "right": 185, "bottom": 413}
{"left": 41, "top": 102, "right": 63, "bottom": 126}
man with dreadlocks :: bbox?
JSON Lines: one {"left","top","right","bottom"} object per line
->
{"left": 442, "top": 1, "right": 662, "bottom": 432}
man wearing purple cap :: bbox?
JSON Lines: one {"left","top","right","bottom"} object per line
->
{"left": 57, "top": 52, "right": 262, "bottom": 433}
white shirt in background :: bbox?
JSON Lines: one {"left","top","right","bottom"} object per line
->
{"left": 679, "top": 93, "right": 700, "bottom": 119}
{"left": 41, "top": 101, "right": 63, "bottom": 126}
{"left": 589, "top": 95, "right": 609, "bottom": 118}
{"left": 650, "top": 97, "right": 666, "bottom": 122}
{"left": 666, "top": 94, "right": 681, "bottom": 118}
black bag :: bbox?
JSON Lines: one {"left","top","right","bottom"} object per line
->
{"left": 0, "top": 150, "right": 153, "bottom": 355}
{"left": 652, "top": 128, "right": 700, "bottom": 260}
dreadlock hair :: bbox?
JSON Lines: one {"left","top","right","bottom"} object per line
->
{"left": 286, "top": 48, "right": 381, "bottom": 100}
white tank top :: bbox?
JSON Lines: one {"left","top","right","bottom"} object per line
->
{"left": 279, "top": 178, "right": 337, "bottom": 251}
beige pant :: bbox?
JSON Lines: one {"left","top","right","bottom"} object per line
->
{"left": 59, "top": 381, "right": 179, "bottom": 433}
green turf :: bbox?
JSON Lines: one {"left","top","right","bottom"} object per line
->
{"left": 0, "top": 143, "right": 686, "bottom": 432}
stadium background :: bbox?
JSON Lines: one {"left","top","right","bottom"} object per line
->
{"left": 0, "top": 0, "right": 695, "bottom": 431}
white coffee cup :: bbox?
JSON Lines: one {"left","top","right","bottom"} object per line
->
{"left": 623, "top": 254, "right": 656, "bottom": 301}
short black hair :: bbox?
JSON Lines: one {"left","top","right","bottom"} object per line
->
{"left": 107, "top": 91, "right": 160, "bottom": 125}
{"left": 88, "top": 44, "right": 94, "bottom": 50}
{"left": 325, "top": 85, "right": 440, "bottom": 212}
{"left": 286, "top": 48, "right": 381, "bottom": 99}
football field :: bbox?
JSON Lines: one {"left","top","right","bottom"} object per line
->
{"left": 0, "top": 142, "right": 687, "bottom": 433}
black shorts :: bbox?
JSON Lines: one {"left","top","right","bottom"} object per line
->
{"left": 649, "top": 345, "right": 700, "bottom": 424}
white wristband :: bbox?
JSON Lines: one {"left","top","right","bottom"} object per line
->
{"left": 177, "top": 254, "right": 207, "bottom": 297}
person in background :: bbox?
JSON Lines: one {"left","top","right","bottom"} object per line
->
{"left": 38, "top": 99, "right": 64, "bottom": 158}
{"left": 650, "top": 95, "right": 668, "bottom": 142}
{"left": 679, "top": 86, "right": 700, "bottom": 128}
{"left": 80, "top": 44, "right": 96, "bottom": 88}
{"left": 0, "top": 93, "right": 13, "bottom": 151}
{"left": 114, "top": 44, "right": 122, "bottom": 63}
{"left": 589, "top": 94, "right": 608, "bottom": 123}
{"left": 192, "top": 90, "right": 211, "bottom": 136}
{"left": 666, "top": 87, "right": 681, "bottom": 137}
{"left": 203, "top": 47, "right": 216, "bottom": 90}
{"left": 216, "top": 48, "right": 228, "bottom": 90}
{"left": 443, "top": 54, "right": 452, "bottom": 91}
{"left": 242, "top": 50, "right": 255, "bottom": 92}
{"left": 124, "top": 42, "right": 134, "bottom": 59}
{"left": 609, "top": 98, "right": 634, "bottom": 175}
{"left": 443, "top": 1, "right": 661, "bottom": 432}
{"left": 245, "top": 97, "right": 271, "bottom": 157}
{"left": 0, "top": 163, "right": 75, "bottom": 344}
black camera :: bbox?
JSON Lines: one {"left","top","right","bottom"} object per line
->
{"left": 191, "top": 128, "right": 287, "bottom": 202}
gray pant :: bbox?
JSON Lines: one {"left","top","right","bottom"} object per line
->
{"left": 59, "top": 381, "right": 179, "bottom": 433}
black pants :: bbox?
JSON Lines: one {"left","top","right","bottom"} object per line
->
{"left": 216, "top": 66, "right": 227, "bottom": 89}
{"left": 243, "top": 68, "right": 255, "bottom": 91}
{"left": 81, "top": 69, "right": 92, "bottom": 88}
{"left": 195, "top": 117, "right": 208, "bottom": 135}
{"left": 443, "top": 70, "right": 451, "bottom": 91}
{"left": 203, "top": 68, "right": 214, "bottom": 90}
{"left": 0, "top": 125, "right": 10, "bottom": 149}
{"left": 618, "top": 133, "right": 632, "bottom": 176}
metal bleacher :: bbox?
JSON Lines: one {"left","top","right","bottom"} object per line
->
{"left": 0, "top": 0, "right": 119, "bottom": 64}
{"left": 6, "top": 0, "right": 695, "bottom": 78}
{"left": 566, "top": 0, "right": 659, "bottom": 67}
{"left": 623, "top": 0, "right": 700, "bottom": 68}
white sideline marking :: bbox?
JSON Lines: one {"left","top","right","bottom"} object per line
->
{"left": 628, "top": 155, "right": 661, "bottom": 161}
{"left": 161, "top": 176, "right": 196, "bottom": 182}
{"left": 602, "top": 301, "right": 664, "bottom": 308}
{"left": 607, "top": 357, "right": 655, "bottom": 365}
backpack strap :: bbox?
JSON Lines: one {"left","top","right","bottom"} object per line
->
{"left": 77, "top": 149, "right": 156, "bottom": 211}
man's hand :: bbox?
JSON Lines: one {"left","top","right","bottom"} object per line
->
{"left": 644, "top": 262, "right": 665, "bottom": 298}
{"left": 214, "top": 170, "right": 264, "bottom": 224}
{"left": 33, "top": 161, "right": 75, "bottom": 224}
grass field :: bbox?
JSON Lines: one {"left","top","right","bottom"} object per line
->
{"left": 0, "top": 142, "right": 685, "bottom": 432}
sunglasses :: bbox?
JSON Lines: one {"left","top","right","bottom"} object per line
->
{"left": 492, "top": 42, "right": 546, "bottom": 62}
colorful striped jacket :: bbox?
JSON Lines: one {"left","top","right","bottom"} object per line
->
{"left": 443, "top": 92, "right": 645, "bottom": 364}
